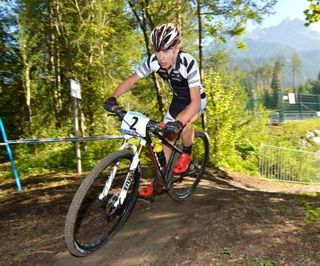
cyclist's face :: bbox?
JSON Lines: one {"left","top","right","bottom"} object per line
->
{"left": 156, "top": 46, "right": 179, "bottom": 70}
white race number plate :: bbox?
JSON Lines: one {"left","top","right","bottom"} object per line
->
{"left": 121, "top": 111, "right": 150, "bottom": 137}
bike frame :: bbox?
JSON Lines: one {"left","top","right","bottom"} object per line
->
{"left": 102, "top": 130, "right": 183, "bottom": 204}
{"left": 145, "top": 131, "right": 183, "bottom": 188}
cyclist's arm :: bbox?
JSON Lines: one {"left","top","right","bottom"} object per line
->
{"left": 111, "top": 73, "right": 141, "bottom": 99}
{"left": 178, "top": 86, "right": 201, "bottom": 125}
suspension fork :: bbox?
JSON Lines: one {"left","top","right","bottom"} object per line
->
{"left": 98, "top": 137, "right": 141, "bottom": 202}
{"left": 98, "top": 138, "right": 131, "bottom": 200}
{"left": 113, "top": 139, "right": 145, "bottom": 207}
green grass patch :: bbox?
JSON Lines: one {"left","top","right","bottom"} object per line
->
{"left": 266, "top": 118, "right": 320, "bottom": 151}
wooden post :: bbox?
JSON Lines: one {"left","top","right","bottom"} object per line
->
{"left": 70, "top": 79, "right": 82, "bottom": 174}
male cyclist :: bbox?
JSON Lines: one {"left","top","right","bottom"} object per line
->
{"left": 104, "top": 23, "right": 207, "bottom": 197}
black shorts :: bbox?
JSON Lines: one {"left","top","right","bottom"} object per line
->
{"left": 164, "top": 93, "right": 207, "bottom": 122}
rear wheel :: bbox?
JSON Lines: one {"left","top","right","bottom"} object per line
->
{"left": 167, "top": 131, "right": 209, "bottom": 200}
{"left": 64, "top": 150, "right": 140, "bottom": 256}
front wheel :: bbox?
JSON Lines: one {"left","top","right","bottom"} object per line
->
{"left": 167, "top": 131, "right": 209, "bottom": 200}
{"left": 64, "top": 150, "right": 140, "bottom": 256}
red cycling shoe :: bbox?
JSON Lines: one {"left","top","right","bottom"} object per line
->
{"left": 138, "top": 179, "right": 164, "bottom": 198}
{"left": 172, "top": 153, "right": 192, "bottom": 174}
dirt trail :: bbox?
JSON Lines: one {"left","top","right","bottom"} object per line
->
{"left": 1, "top": 170, "right": 320, "bottom": 265}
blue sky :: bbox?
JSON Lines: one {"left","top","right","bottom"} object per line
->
{"left": 249, "top": 0, "right": 320, "bottom": 31}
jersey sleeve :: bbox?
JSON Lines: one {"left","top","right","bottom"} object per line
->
{"left": 186, "top": 56, "right": 201, "bottom": 88}
{"left": 135, "top": 55, "right": 154, "bottom": 78}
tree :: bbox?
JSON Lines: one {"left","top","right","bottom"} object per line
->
{"left": 0, "top": 0, "right": 26, "bottom": 139}
{"left": 195, "top": 0, "right": 277, "bottom": 77}
{"left": 126, "top": 0, "right": 194, "bottom": 115}
{"left": 304, "top": 0, "right": 320, "bottom": 26}
{"left": 15, "top": 0, "right": 141, "bottom": 137}
{"left": 308, "top": 73, "right": 320, "bottom": 94}
{"left": 271, "top": 57, "right": 284, "bottom": 109}
{"left": 290, "top": 52, "right": 302, "bottom": 94}
{"left": 205, "top": 49, "right": 230, "bottom": 73}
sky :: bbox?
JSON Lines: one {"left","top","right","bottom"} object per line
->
{"left": 248, "top": 0, "right": 320, "bottom": 32}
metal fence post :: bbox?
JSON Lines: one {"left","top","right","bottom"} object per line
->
{"left": 0, "top": 118, "right": 22, "bottom": 191}
{"left": 298, "top": 93, "right": 303, "bottom": 119}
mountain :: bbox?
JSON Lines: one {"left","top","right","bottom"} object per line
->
{"left": 246, "top": 18, "right": 320, "bottom": 51}
{"left": 205, "top": 18, "right": 320, "bottom": 86}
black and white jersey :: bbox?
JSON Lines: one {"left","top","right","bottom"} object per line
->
{"left": 136, "top": 52, "right": 206, "bottom": 100}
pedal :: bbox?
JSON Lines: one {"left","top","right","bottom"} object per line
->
{"left": 185, "top": 162, "right": 197, "bottom": 175}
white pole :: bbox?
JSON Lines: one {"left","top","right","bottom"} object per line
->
{"left": 73, "top": 97, "right": 82, "bottom": 174}
{"left": 70, "top": 79, "right": 82, "bottom": 174}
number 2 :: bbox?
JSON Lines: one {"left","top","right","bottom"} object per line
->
{"left": 129, "top": 116, "right": 138, "bottom": 130}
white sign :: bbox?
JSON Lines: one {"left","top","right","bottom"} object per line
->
{"left": 288, "top": 93, "right": 295, "bottom": 104}
{"left": 70, "top": 79, "right": 81, "bottom": 99}
{"left": 121, "top": 111, "right": 150, "bottom": 138}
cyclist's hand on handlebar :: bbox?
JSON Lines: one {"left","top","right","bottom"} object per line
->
{"left": 103, "top": 97, "right": 118, "bottom": 112}
{"left": 163, "top": 120, "right": 184, "bottom": 135}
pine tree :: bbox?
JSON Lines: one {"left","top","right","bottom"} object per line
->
{"left": 271, "top": 58, "right": 284, "bottom": 109}
{"left": 290, "top": 52, "right": 302, "bottom": 94}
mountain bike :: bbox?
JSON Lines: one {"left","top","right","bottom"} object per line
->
{"left": 64, "top": 106, "right": 209, "bottom": 256}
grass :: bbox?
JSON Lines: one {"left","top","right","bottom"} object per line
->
{"left": 266, "top": 118, "right": 320, "bottom": 151}
{"left": 297, "top": 193, "right": 320, "bottom": 226}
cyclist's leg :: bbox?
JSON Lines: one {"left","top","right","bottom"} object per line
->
{"left": 177, "top": 111, "right": 198, "bottom": 146}
{"left": 163, "top": 98, "right": 189, "bottom": 162}
{"left": 171, "top": 112, "right": 198, "bottom": 174}
{"left": 173, "top": 96, "right": 207, "bottom": 173}
{"left": 177, "top": 95, "right": 207, "bottom": 147}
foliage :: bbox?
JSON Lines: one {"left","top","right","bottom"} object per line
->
{"left": 304, "top": 0, "right": 320, "bottom": 26}
{"left": 200, "top": 0, "right": 277, "bottom": 43}
{"left": 0, "top": 1, "right": 26, "bottom": 139}
{"left": 298, "top": 73, "right": 320, "bottom": 94}
{"left": 203, "top": 71, "right": 268, "bottom": 174}
{"left": 0, "top": 0, "right": 278, "bottom": 177}
{"left": 270, "top": 57, "right": 284, "bottom": 108}
{"left": 305, "top": 207, "right": 320, "bottom": 224}
{"left": 299, "top": 193, "right": 320, "bottom": 225}
{"left": 265, "top": 118, "right": 320, "bottom": 152}
{"left": 290, "top": 52, "right": 302, "bottom": 92}
{"left": 10, "top": 138, "right": 122, "bottom": 176}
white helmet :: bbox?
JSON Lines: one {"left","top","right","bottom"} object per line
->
{"left": 150, "top": 23, "right": 181, "bottom": 52}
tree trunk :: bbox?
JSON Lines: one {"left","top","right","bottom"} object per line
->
{"left": 197, "top": 0, "right": 203, "bottom": 81}
{"left": 20, "top": 37, "right": 33, "bottom": 136}
{"left": 49, "top": 0, "right": 63, "bottom": 127}
{"left": 127, "top": 0, "right": 165, "bottom": 115}
{"left": 24, "top": 62, "right": 33, "bottom": 135}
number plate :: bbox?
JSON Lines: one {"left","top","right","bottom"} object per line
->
{"left": 121, "top": 111, "right": 150, "bottom": 137}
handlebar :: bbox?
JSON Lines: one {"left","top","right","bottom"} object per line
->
{"left": 110, "top": 106, "right": 164, "bottom": 135}
{"left": 113, "top": 106, "right": 127, "bottom": 120}
{"left": 108, "top": 106, "right": 178, "bottom": 140}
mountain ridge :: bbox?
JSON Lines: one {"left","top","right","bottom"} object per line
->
{"left": 205, "top": 18, "right": 320, "bottom": 86}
